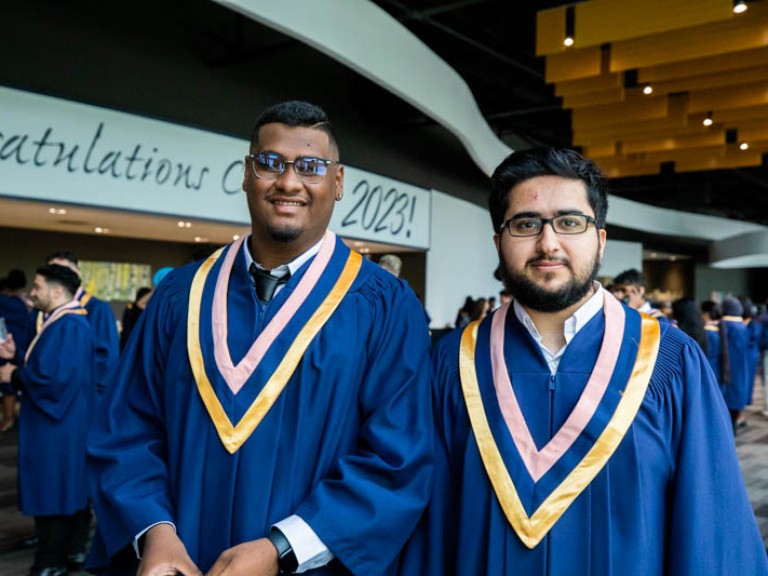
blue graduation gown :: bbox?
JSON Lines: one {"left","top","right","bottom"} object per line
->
{"left": 721, "top": 318, "right": 752, "bottom": 411}
{"left": 17, "top": 308, "right": 96, "bottom": 515}
{"left": 0, "top": 294, "right": 31, "bottom": 369}
{"left": 704, "top": 324, "right": 722, "bottom": 393}
{"left": 400, "top": 306, "right": 767, "bottom": 575}
{"left": 81, "top": 294, "right": 119, "bottom": 393}
{"left": 88, "top": 237, "right": 433, "bottom": 574}
{"left": 745, "top": 319, "right": 762, "bottom": 403}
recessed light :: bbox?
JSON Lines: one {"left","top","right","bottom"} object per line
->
{"left": 232, "top": 234, "right": 240, "bottom": 240}
{"left": 643, "top": 85, "right": 653, "bottom": 95}
{"left": 94, "top": 227, "right": 110, "bottom": 234}
{"left": 733, "top": 1, "right": 748, "bottom": 14}
{"left": 563, "top": 37, "right": 574, "bottom": 47}
{"left": 740, "top": 142, "right": 749, "bottom": 150}
{"left": 194, "top": 236, "right": 208, "bottom": 243}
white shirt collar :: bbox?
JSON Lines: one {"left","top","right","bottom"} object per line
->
{"left": 638, "top": 301, "right": 653, "bottom": 314}
{"left": 513, "top": 282, "right": 605, "bottom": 372}
{"left": 242, "top": 234, "right": 324, "bottom": 278}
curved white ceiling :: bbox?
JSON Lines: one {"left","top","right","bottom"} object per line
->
{"left": 214, "top": 0, "right": 768, "bottom": 265}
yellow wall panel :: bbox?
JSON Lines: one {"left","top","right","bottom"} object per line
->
{"left": 621, "top": 130, "right": 725, "bottom": 154}
{"left": 647, "top": 66, "right": 768, "bottom": 96}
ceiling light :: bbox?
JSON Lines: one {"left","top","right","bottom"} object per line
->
{"left": 703, "top": 112, "right": 713, "bottom": 127}
{"left": 643, "top": 85, "right": 653, "bottom": 95}
{"left": 670, "top": 256, "right": 677, "bottom": 262}
{"left": 94, "top": 227, "right": 110, "bottom": 234}
{"left": 177, "top": 221, "right": 192, "bottom": 228}
{"left": 650, "top": 252, "right": 658, "bottom": 259}
{"left": 49, "top": 207, "right": 67, "bottom": 215}
{"left": 194, "top": 236, "right": 208, "bottom": 243}
{"left": 563, "top": 36, "right": 574, "bottom": 47}
{"left": 739, "top": 142, "right": 749, "bottom": 150}
{"left": 232, "top": 234, "right": 240, "bottom": 240}
{"left": 733, "top": 1, "right": 748, "bottom": 14}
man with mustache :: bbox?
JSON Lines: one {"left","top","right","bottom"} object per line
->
{"left": 0, "top": 264, "right": 96, "bottom": 576}
{"left": 88, "top": 101, "right": 433, "bottom": 576}
{"left": 401, "top": 148, "right": 766, "bottom": 575}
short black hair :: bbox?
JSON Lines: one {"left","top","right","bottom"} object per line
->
{"left": 6, "top": 269, "right": 27, "bottom": 291}
{"left": 613, "top": 268, "right": 646, "bottom": 288}
{"left": 701, "top": 300, "right": 722, "bottom": 320}
{"left": 250, "top": 100, "right": 339, "bottom": 157}
{"left": 489, "top": 147, "right": 608, "bottom": 232}
{"left": 36, "top": 264, "right": 81, "bottom": 298}
{"left": 46, "top": 250, "right": 79, "bottom": 266}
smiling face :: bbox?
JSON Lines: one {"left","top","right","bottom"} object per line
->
{"left": 494, "top": 175, "right": 606, "bottom": 314}
{"left": 242, "top": 123, "right": 343, "bottom": 262}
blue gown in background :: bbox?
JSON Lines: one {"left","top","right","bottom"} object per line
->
{"left": 400, "top": 305, "right": 767, "bottom": 576}
{"left": 721, "top": 316, "right": 752, "bottom": 411}
{"left": 88, "top": 237, "right": 433, "bottom": 575}
{"left": 704, "top": 322, "right": 723, "bottom": 393}
{"left": 79, "top": 292, "right": 119, "bottom": 394}
{"left": 17, "top": 306, "right": 96, "bottom": 515}
{"left": 745, "top": 318, "right": 762, "bottom": 404}
{"left": 0, "top": 294, "right": 31, "bottom": 370}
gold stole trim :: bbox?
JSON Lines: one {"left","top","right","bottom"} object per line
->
{"left": 459, "top": 314, "right": 661, "bottom": 548}
{"left": 25, "top": 309, "right": 88, "bottom": 363}
{"left": 79, "top": 292, "right": 93, "bottom": 308}
{"left": 188, "top": 247, "right": 363, "bottom": 454}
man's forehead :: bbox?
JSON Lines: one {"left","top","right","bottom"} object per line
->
{"left": 255, "top": 123, "right": 332, "bottom": 149}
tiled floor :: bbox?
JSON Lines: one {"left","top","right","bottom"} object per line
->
{"left": 1, "top": 380, "right": 767, "bottom": 574}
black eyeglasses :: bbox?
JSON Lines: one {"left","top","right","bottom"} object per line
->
{"left": 499, "top": 214, "right": 597, "bottom": 237}
{"left": 248, "top": 152, "right": 337, "bottom": 183}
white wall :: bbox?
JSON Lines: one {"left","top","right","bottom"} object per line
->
{"left": 600, "top": 239, "right": 643, "bottom": 278}
{"left": 426, "top": 190, "right": 502, "bottom": 328}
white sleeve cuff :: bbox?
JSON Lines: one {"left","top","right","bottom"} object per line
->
{"left": 274, "top": 515, "right": 334, "bottom": 573}
{"left": 133, "top": 521, "right": 176, "bottom": 559}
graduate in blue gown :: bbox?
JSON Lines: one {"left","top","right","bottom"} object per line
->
{"left": 0, "top": 265, "right": 96, "bottom": 576}
{"left": 88, "top": 101, "right": 433, "bottom": 576}
{"left": 399, "top": 148, "right": 767, "bottom": 576}
{"left": 46, "top": 251, "right": 119, "bottom": 394}
{"left": 0, "top": 270, "right": 33, "bottom": 432}
{"left": 719, "top": 297, "right": 754, "bottom": 433}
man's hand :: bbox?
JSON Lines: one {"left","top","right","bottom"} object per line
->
{"left": 205, "top": 538, "right": 279, "bottom": 576}
{"left": 0, "top": 363, "right": 15, "bottom": 384}
{"left": 0, "top": 333, "right": 16, "bottom": 360}
{"left": 138, "top": 523, "right": 202, "bottom": 576}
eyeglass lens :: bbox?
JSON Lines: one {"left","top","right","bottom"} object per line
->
{"left": 252, "top": 152, "right": 329, "bottom": 180}
{"left": 506, "top": 214, "right": 591, "bottom": 236}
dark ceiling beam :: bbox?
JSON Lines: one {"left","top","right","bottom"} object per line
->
{"left": 380, "top": 0, "right": 544, "bottom": 80}
{"left": 399, "top": 0, "right": 492, "bottom": 20}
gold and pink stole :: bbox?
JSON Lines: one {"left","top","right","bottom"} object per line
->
{"left": 459, "top": 291, "right": 661, "bottom": 548}
{"left": 26, "top": 299, "right": 87, "bottom": 364}
{"left": 35, "top": 288, "right": 92, "bottom": 335}
{"left": 187, "top": 231, "right": 363, "bottom": 454}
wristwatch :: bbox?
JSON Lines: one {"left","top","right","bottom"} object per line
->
{"left": 267, "top": 528, "right": 299, "bottom": 574}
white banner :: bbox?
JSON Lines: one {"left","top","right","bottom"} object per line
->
{"left": 0, "top": 85, "right": 430, "bottom": 249}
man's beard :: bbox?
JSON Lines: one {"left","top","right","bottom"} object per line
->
{"left": 499, "top": 248, "right": 601, "bottom": 313}
{"left": 267, "top": 224, "right": 302, "bottom": 243}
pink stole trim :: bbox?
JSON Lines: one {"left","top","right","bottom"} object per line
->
{"left": 212, "top": 230, "right": 336, "bottom": 394}
{"left": 490, "top": 289, "right": 625, "bottom": 482}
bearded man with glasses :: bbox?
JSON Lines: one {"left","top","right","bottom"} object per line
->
{"left": 400, "top": 147, "right": 766, "bottom": 575}
{"left": 88, "top": 101, "right": 433, "bottom": 576}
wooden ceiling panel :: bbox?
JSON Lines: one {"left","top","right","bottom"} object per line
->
{"left": 639, "top": 47, "right": 768, "bottom": 83}
{"left": 545, "top": 46, "right": 603, "bottom": 83}
{"left": 536, "top": 7, "right": 567, "bottom": 56}
{"left": 609, "top": 3, "right": 768, "bottom": 72}
{"left": 538, "top": 0, "right": 768, "bottom": 177}
{"left": 576, "top": 0, "right": 731, "bottom": 48}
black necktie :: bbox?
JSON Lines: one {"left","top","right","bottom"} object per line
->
{"left": 249, "top": 263, "right": 289, "bottom": 302}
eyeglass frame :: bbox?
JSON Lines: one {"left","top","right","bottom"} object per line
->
{"left": 498, "top": 213, "right": 599, "bottom": 237}
{"left": 247, "top": 151, "right": 338, "bottom": 182}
